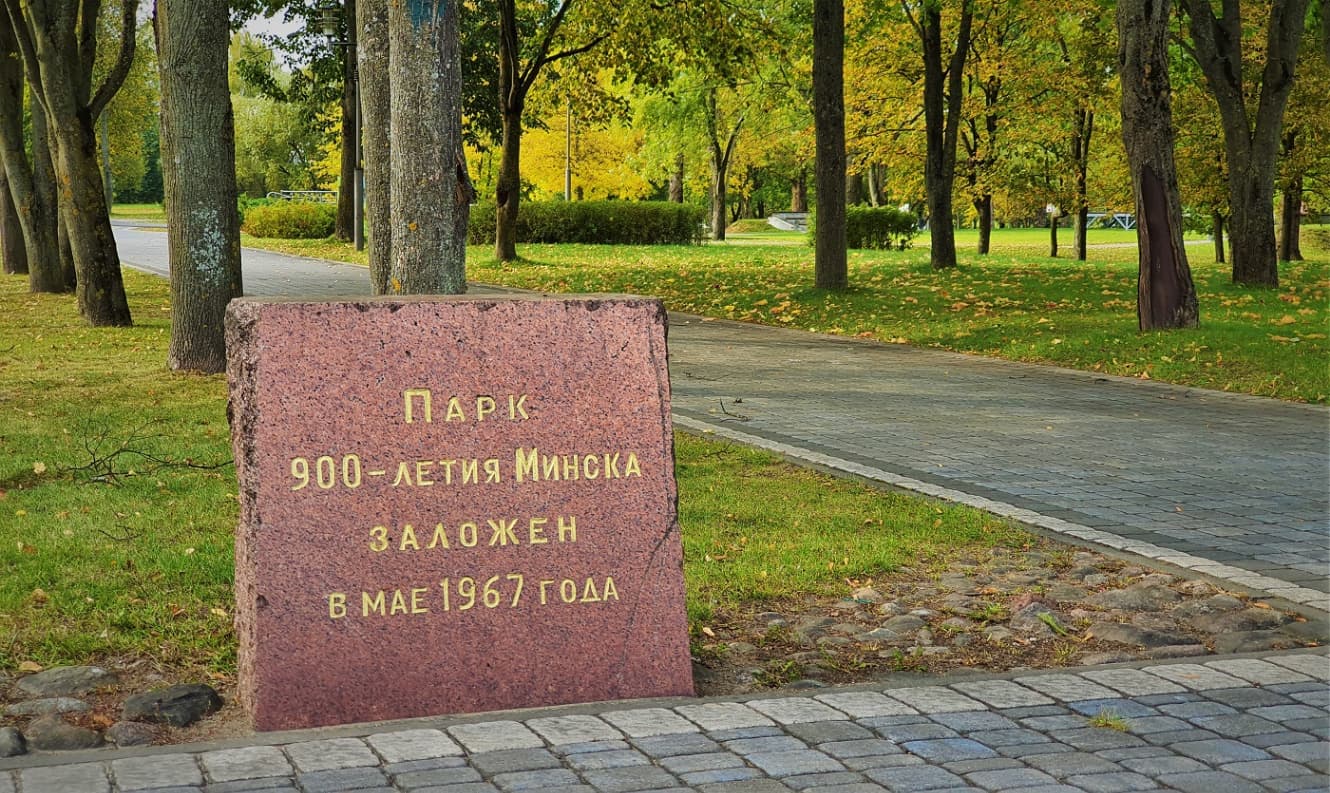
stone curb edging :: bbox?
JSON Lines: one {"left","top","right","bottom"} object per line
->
{"left": 672, "top": 414, "right": 1330, "bottom": 616}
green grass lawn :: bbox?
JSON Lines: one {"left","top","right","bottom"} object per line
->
{"left": 0, "top": 269, "right": 1031, "bottom": 676}
{"left": 244, "top": 226, "right": 1329, "bottom": 403}
{"left": 109, "top": 203, "right": 167, "bottom": 222}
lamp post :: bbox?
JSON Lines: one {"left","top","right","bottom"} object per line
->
{"left": 320, "top": 2, "right": 364, "bottom": 251}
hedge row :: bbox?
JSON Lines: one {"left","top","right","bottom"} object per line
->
{"left": 809, "top": 206, "right": 919, "bottom": 250}
{"left": 241, "top": 200, "right": 336, "bottom": 239}
{"left": 467, "top": 201, "right": 705, "bottom": 246}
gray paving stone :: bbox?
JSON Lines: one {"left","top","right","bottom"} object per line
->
{"left": 1155, "top": 770, "right": 1265, "bottom": 793}
{"left": 1080, "top": 670, "right": 1185, "bottom": 697}
{"left": 0, "top": 772, "right": 12, "bottom": 793}
{"left": 601, "top": 709, "right": 699, "bottom": 738}
{"left": 406, "top": 783, "right": 497, "bottom": 793}
{"left": 448, "top": 722, "right": 544, "bottom": 753}
{"left": 931, "top": 712, "right": 1019, "bottom": 732}
{"left": 1120, "top": 715, "right": 1191, "bottom": 734}
{"left": 863, "top": 764, "right": 967, "bottom": 790}
{"left": 490, "top": 767, "right": 580, "bottom": 791}
{"left": 820, "top": 738, "right": 904, "bottom": 759}
{"left": 366, "top": 729, "right": 463, "bottom": 763}
{"left": 1115, "top": 754, "right": 1208, "bottom": 775}
{"left": 201, "top": 747, "right": 293, "bottom": 782}
{"left": 18, "top": 764, "right": 109, "bottom": 793}
{"left": 112, "top": 754, "right": 204, "bottom": 790}
{"left": 1049, "top": 728, "right": 1146, "bottom": 751}
{"left": 1248, "top": 704, "right": 1326, "bottom": 722}
{"left": 632, "top": 733, "right": 722, "bottom": 758}
{"left": 468, "top": 748, "right": 560, "bottom": 775}
{"left": 1155, "top": 702, "right": 1236, "bottom": 719}
{"left": 1244, "top": 730, "right": 1320, "bottom": 749}
{"left": 383, "top": 757, "right": 469, "bottom": 775}
{"left": 1206, "top": 659, "right": 1312, "bottom": 685}
{"left": 887, "top": 686, "right": 985, "bottom": 713}
{"left": 942, "top": 758, "right": 1023, "bottom": 774}
{"left": 1269, "top": 740, "right": 1330, "bottom": 771}
{"left": 679, "top": 767, "right": 764, "bottom": 786}
{"left": 781, "top": 771, "right": 867, "bottom": 790}
{"left": 1023, "top": 752, "right": 1123, "bottom": 778}
{"left": 1015, "top": 674, "right": 1118, "bottom": 703}
{"left": 1220, "top": 758, "right": 1319, "bottom": 780}
{"left": 1268, "top": 654, "right": 1330, "bottom": 679}
{"left": 950, "top": 681, "right": 1053, "bottom": 709}
{"left": 1093, "top": 747, "right": 1170, "bottom": 762}
{"left": 1170, "top": 738, "right": 1272, "bottom": 764}
{"left": 391, "top": 765, "right": 483, "bottom": 790}
{"left": 1190, "top": 713, "right": 1285, "bottom": 736}
{"left": 996, "top": 706, "right": 1069, "bottom": 719}
{"left": 1138, "top": 727, "right": 1222, "bottom": 746}
{"left": 966, "top": 729, "right": 1052, "bottom": 747}
{"left": 657, "top": 752, "right": 746, "bottom": 774}
{"left": 871, "top": 722, "right": 960, "bottom": 742}
{"left": 1260, "top": 774, "right": 1330, "bottom": 793}
{"left": 675, "top": 703, "right": 774, "bottom": 731}
{"left": 285, "top": 737, "right": 379, "bottom": 772}
{"left": 747, "top": 696, "right": 850, "bottom": 725}
{"left": 202, "top": 778, "right": 297, "bottom": 793}
{"left": 723, "top": 735, "right": 806, "bottom": 755}
{"left": 553, "top": 740, "right": 632, "bottom": 756}
{"left": 1067, "top": 699, "right": 1158, "bottom": 719}
{"left": 565, "top": 749, "right": 650, "bottom": 771}
{"left": 1139, "top": 664, "right": 1246, "bottom": 691}
{"left": 785, "top": 720, "right": 872, "bottom": 744}
{"left": 995, "top": 743, "right": 1074, "bottom": 759}
{"left": 296, "top": 766, "right": 391, "bottom": 792}
{"left": 746, "top": 748, "right": 845, "bottom": 777}
{"left": 113, "top": 787, "right": 200, "bottom": 793}
{"left": 963, "top": 768, "right": 1057, "bottom": 789}
{"left": 1061, "top": 772, "right": 1156, "bottom": 792}
{"left": 580, "top": 765, "right": 680, "bottom": 792}
{"left": 1203, "top": 687, "right": 1293, "bottom": 708}
{"left": 900, "top": 738, "right": 997, "bottom": 762}
{"left": 1285, "top": 717, "right": 1329, "bottom": 737}
{"left": 695, "top": 780, "right": 790, "bottom": 793}
{"left": 1018, "top": 715, "right": 1089, "bottom": 731}
{"left": 526, "top": 715, "right": 622, "bottom": 745}
{"left": 816, "top": 691, "right": 919, "bottom": 717}
{"left": 707, "top": 727, "right": 783, "bottom": 741}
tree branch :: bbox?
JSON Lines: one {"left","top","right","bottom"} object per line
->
{"left": 89, "top": 0, "right": 138, "bottom": 119}
{"left": 518, "top": 0, "right": 574, "bottom": 92}
{"left": 77, "top": 0, "right": 100, "bottom": 101}
{"left": 1, "top": 0, "right": 46, "bottom": 113}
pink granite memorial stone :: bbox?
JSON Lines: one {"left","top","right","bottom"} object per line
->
{"left": 225, "top": 295, "right": 692, "bottom": 731}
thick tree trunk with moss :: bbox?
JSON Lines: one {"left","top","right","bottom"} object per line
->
{"left": 388, "top": 0, "right": 467, "bottom": 293}
{"left": 916, "top": 0, "right": 972, "bottom": 270}
{"left": 813, "top": 0, "right": 846, "bottom": 289}
{"left": 494, "top": 101, "right": 521, "bottom": 261}
{"left": 1118, "top": 0, "right": 1199, "bottom": 330}
{"left": 0, "top": 14, "right": 27, "bottom": 276}
{"left": 157, "top": 0, "right": 243, "bottom": 372}
{"left": 0, "top": 68, "right": 65, "bottom": 291}
{"left": 358, "top": 0, "right": 391, "bottom": 292}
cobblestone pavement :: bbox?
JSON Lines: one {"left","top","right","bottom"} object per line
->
{"left": 4, "top": 651, "right": 1326, "bottom": 792}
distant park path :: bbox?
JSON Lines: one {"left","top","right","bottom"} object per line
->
{"left": 114, "top": 224, "right": 1330, "bottom": 612}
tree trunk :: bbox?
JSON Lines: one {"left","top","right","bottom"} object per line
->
{"left": 388, "top": 0, "right": 467, "bottom": 293}
{"left": 0, "top": 169, "right": 23, "bottom": 274}
{"left": 334, "top": 0, "right": 357, "bottom": 243}
{"left": 1118, "top": 0, "right": 1199, "bottom": 330}
{"left": 156, "top": 0, "right": 243, "bottom": 373}
{"left": 1212, "top": 211, "right": 1225, "bottom": 263}
{"left": 709, "top": 148, "right": 727, "bottom": 241}
{"left": 846, "top": 172, "right": 863, "bottom": 206}
{"left": 866, "top": 164, "right": 882, "bottom": 207}
{"left": 0, "top": 12, "right": 27, "bottom": 276}
{"left": 975, "top": 194, "right": 991, "bottom": 254}
{"left": 359, "top": 0, "right": 391, "bottom": 292}
{"left": 918, "top": 0, "right": 972, "bottom": 270}
{"left": 1279, "top": 175, "right": 1302, "bottom": 261}
{"left": 1182, "top": 0, "right": 1308, "bottom": 287}
{"left": 1048, "top": 213, "right": 1059, "bottom": 258}
{"left": 23, "top": 95, "right": 66, "bottom": 291}
{"left": 790, "top": 166, "right": 808, "bottom": 213}
{"left": 813, "top": 0, "right": 846, "bottom": 289}
{"left": 668, "top": 152, "right": 684, "bottom": 203}
{"left": 495, "top": 104, "right": 521, "bottom": 259}
{"left": 1071, "top": 108, "right": 1093, "bottom": 261}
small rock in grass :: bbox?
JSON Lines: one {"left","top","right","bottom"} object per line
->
{"left": 728, "top": 642, "right": 757, "bottom": 655}
{"left": 1009, "top": 603, "right": 1066, "bottom": 636}
{"left": 4, "top": 697, "right": 89, "bottom": 717}
{"left": 1177, "top": 579, "right": 1216, "bottom": 597}
{"left": 1195, "top": 608, "right": 1287, "bottom": 634}
{"left": 16, "top": 666, "right": 116, "bottom": 697}
{"left": 755, "top": 612, "right": 788, "bottom": 627}
{"left": 1089, "top": 622, "right": 1193, "bottom": 648}
{"left": 1213, "top": 631, "right": 1298, "bottom": 654}
{"left": 26, "top": 715, "right": 103, "bottom": 751}
{"left": 1083, "top": 574, "right": 1114, "bottom": 587}
{"left": 983, "top": 625, "right": 1015, "bottom": 643}
{"left": 1087, "top": 583, "right": 1180, "bottom": 611}
{"left": 1143, "top": 644, "right": 1209, "bottom": 659}
{"left": 1079, "top": 651, "right": 1137, "bottom": 665}
{"left": 106, "top": 721, "right": 158, "bottom": 747}
{"left": 122, "top": 683, "right": 222, "bottom": 727}
{"left": 883, "top": 615, "right": 926, "bottom": 634}
{"left": 852, "top": 586, "right": 883, "bottom": 603}
{"left": 0, "top": 726, "right": 26, "bottom": 757}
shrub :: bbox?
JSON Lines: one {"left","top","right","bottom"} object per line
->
{"left": 467, "top": 201, "right": 705, "bottom": 246}
{"left": 808, "top": 206, "right": 919, "bottom": 250}
{"left": 241, "top": 200, "right": 336, "bottom": 239}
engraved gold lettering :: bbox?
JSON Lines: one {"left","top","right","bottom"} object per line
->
{"left": 544, "top": 454, "right": 560, "bottom": 480}
{"left": 581, "top": 578, "right": 601, "bottom": 602}
{"left": 411, "top": 587, "right": 429, "bottom": 614}
{"left": 539, "top": 579, "right": 555, "bottom": 604}
{"left": 483, "top": 575, "right": 502, "bottom": 607}
{"left": 399, "top": 524, "right": 419, "bottom": 551}
{"left": 404, "top": 388, "right": 432, "bottom": 423}
{"left": 603, "top": 576, "right": 619, "bottom": 601}
{"left": 558, "top": 515, "right": 577, "bottom": 543}
{"left": 440, "top": 578, "right": 450, "bottom": 611}
{"left": 476, "top": 396, "right": 496, "bottom": 420}
{"left": 428, "top": 523, "right": 450, "bottom": 549}
{"left": 439, "top": 458, "right": 456, "bottom": 484}
{"left": 488, "top": 518, "right": 519, "bottom": 546}
{"left": 391, "top": 462, "right": 413, "bottom": 487}
{"left": 459, "top": 522, "right": 478, "bottom": 547}
{"left": 562, "top": 454, "right": 580, "bottom": 481}
{"left": 583, "top": 454, "right": 600, "bottom": 479}
{"left": 528, "top": 517, "right": 548, "bottom": 544}
{"left": 342, "top": 454, "right": 362, "bottom": 487}
{"left": 604, "top": 453, "right": 620, "bottom": 478}
{"left": 624, "top": 453, "right": 641, "bottom": 477}
{"left": 457, "top": 577, "right": 476, "bottom": 610}
{"left": 515, "top": 447, "right": 538, "bottom": 482}
{"left": 362, "top": 591, "right": 386, "bottom": 616}
{"left": 484, "top": 458, "right": 501, "bottom": 483}
{"left": 390, "top": 589, "right": 409, "bottom": 615}
{"left": 291, "top": 457, "right": 309, "bottom": 490}
{"left": 560, "top": 579, "right": 577, "bottom": 603}
{"left": 369, "top": 525, "right": 389, "bottom": 552}
{"left": 507, "top": 573, "right": 525, "bottom": 606}
{"left": 461, "top": 459, "right": 479, "bottom": 484}
{"left": 316, "top": 456, "right": 336, "bottom": 489}
{"left": 328, "top": 593, "right": 346, "bottom": 618}
{"left": 510, "top": 394, "right": 529, "bottom": 419}
{"left": 415, "top": 461, "right": 434, "bottom": 486}
{"left": 445, "top": 397, "right": 466, "bottom": 422}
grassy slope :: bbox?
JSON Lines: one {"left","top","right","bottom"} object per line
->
{"left": 0, "top": 270, "right": 1030, "bottom": 673}
{"left": 245, "top": 226, "right": 1330, "bottom": 403}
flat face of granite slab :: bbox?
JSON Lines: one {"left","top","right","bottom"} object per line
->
{"left": 226, "top": 296, "right": 691, "bottom": 731}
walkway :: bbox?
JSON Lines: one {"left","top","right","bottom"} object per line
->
{"left": 3, "top": 651, "right": 1327, "bottom": 792}
{"left": 111, "top": 226, "right": 1330, "bottom": 612}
